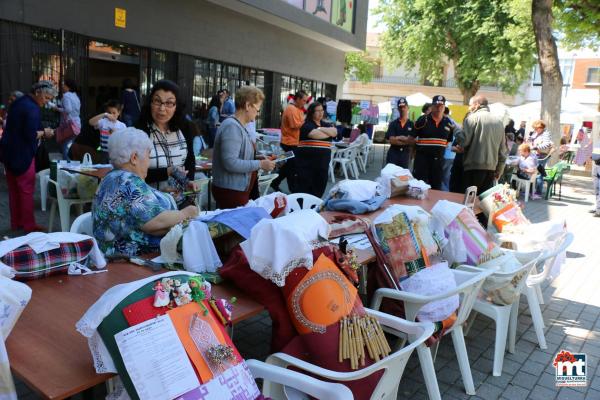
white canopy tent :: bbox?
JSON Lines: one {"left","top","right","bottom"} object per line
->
{"left": 489, "top": 102, "right": 511, "bottom": 126}
{"left": 507, "top": 99, "right": 600, "bottom": 149}
{"left": 507, "top": 99, "right": 598, "bottom": 125}
{"left": 406, "top": 92, "right": 431, "bottom": 106}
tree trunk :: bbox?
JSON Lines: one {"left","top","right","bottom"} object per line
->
{"left": 532, "top": 0, "right": 563, "bottom": 164}
{"left": 459, "top": 81, "right": 480, "bottom": 105}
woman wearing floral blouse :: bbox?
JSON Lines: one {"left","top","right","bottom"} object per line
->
{"left": 93, "top": 128, "right": 198, "bottom": 256}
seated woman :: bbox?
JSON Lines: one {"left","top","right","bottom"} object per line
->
{"left": 93, "top": 128, "right": 198, "bottom": 256}
{"left": 294, "top": 102, "right": 338, "bottom": 197}
{"left": 211, "top": 86, "right": 275, "bottom": 209}
{"left": 517, "top": 143, "right": 537, "bottom": 179}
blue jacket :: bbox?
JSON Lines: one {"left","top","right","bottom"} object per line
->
{"left": 0, "top": 95, "right": 41, "bottom": 175}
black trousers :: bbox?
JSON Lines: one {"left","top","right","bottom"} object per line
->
{"left": 293, "top": 148, "right": 330, "bottom": 198}
{"left": 413, "top": 153, "right": 444, "bottom": 190}
{"left": 449, "top": 153, "right": 464, "bottom": 193}
{"left": 271, "top": 143, "right": 297, "bottom": 191}
{"left": 462, "top": 169, "right": 496, "bottom": 194}
{"left": 386, "top": 146, "right": 411, "bottom": 169}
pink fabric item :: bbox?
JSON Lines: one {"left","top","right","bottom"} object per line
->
{"left": 6, "top": 159, "right": 37, "bottom": 231}
{"left": 575, "top": 133, "right": 592, "bottom": 166}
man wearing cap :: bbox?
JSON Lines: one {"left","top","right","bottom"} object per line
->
{"left": 461, "top": 95, "right": 506, "bottom": 193}
{"left": 412, "top": 95, "right": 455, "bottom": 190}
{"left": 385, "top": 97, "right": 415, "bottom": 169}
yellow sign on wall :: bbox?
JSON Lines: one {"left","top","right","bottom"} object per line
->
{"left": 115, "top": 8, "right": 126, "bottom": 28}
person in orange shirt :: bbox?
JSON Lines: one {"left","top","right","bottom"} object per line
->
{"left": 271, "top": 90, "right": 308, "bottom": 192}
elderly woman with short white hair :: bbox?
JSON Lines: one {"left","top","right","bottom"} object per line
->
{"left": 92, "top": 127, "right": 198, "bottom": 256}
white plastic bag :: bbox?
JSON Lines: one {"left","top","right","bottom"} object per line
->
{"left": 0, "top": 276, "right": 32, "bottom": 400}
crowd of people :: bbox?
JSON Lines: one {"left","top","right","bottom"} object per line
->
{"left": 0, "top": 77, "right": 593, "bottom": 256}
{"left": 383, "top": 94, "right": 561, "bottom": 201}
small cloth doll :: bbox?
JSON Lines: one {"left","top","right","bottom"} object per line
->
{"left": 152, "top": 280, "right": 170, "bottom": 307}
{"left": 188, "top": 276, "right": 210, "bottom": 315}
{"left": 174, "top": 281, "right": 193, "bottom": 306}
{"left": 209, "top": 297, "right": 237, "bottom": 326}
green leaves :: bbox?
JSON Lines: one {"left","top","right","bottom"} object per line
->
{"left": 375, "top": 0, "right": 537, "bottom": 101}
{"left": 554, "top": 0, "right": 600, "bottom": 50}
{"left": 344, "top": 52, "right": 377, "bottom": 83}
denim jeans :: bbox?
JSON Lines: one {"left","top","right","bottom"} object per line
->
{"left": 60, "top": 138, "right": 74, "bottom": 161}
{"left": 536, "top": 157, "right": 548, "bottom": 195}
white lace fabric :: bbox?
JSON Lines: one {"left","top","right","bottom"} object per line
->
{"left": 240, "top": 210, "right": 330, "bottom": 287}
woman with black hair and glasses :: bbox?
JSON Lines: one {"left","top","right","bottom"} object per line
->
{"left": 135, "top": 80, "right": 195, "bottom": 196}
{"left": 294, "top": 102, "right": 337, "bottom": 198}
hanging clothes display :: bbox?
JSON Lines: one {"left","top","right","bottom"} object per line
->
{"left": 336, "top": 100, "right": 352, "bottom": 124}
{"left": 351, "top": 104, "right": 362, "bottom": 125}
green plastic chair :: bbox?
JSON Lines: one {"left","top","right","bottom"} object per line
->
{"left": 544, "top": 162, "right": 569, "bottom": 200}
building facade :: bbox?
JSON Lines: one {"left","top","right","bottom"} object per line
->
{"left": 0, "top": 0, "right": 368, "bottom": 127}
{"left": 525, "top": 49, "right": 600, "bottom": 111}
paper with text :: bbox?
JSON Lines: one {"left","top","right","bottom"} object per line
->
{"left": 115, "top": 315, "right": 200, "bottom": 400}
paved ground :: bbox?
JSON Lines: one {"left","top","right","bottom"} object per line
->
{"left": 7, "top": 145, "right": 600, "bottom": 399}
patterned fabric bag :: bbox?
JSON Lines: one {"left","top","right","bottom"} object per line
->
{"left": 367, "top": 207, "right": 457, "bottom": 343}
{"left": 1, "top": 239, "right": 95, "bottom": 281}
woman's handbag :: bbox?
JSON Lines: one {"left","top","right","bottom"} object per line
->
{"left": 56, "top": 119, "right": 80, "bottom": 145}
{"left": 35, "top": 139, "right": 50, "bottom": 172}
{"left": 516, "top": 169, "right": 530, "bottom": 180}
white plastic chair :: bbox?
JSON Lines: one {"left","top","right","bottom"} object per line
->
{"left": 247, "top": 359, "right": 354, "bottom": 400}
{"left": 37, "top": 169, "right": 50, "bottom": 211}
{"left": 328, "top": 147, "right": 338, "bottom": 183}
{"left": 461, "top": 251, "right": 540, "bottom": 376}
{"left": 353, "top": 134, "right": 371, "bottom": 173}
{"left": 258, "top": 173, "right": 279, "bottom": 197}
{"left": 70, "top": 212, "right": 93, "bottom": 235}
{"left": 507, "top": 232, "right": 574, "bottom": 352}
{"left": 463, "top": 185, "right": 478, "bottom": 210}
{"left": 47, "top": 178, "right": 93, "bottom": 232}
{"left": 264, "top": 309, "right": 435, "bottom": 400}
{"left": 510, "top": 171, "right": 537, "bottom": 202}
{"left": 286, "top": 193, "right": 323, "bottom": 213}
{"left": 371, "top": 267, "right": 495, "bottom": 397}
{"left": 331, "top": 145, "right": 360, "bottom": 181}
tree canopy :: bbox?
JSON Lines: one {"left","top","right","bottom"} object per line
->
{"left": 344, "top": 51, "right": 377, "bottom": 84}
{"left": 375, "top": 0, "right": 538, "bottom": 104}
{"left": 554, "top": 0, "right": 600, "bottom": 50}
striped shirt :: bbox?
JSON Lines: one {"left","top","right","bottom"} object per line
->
{"left": 148, "top": 123, "right": 188, "bottom": 190}
{"left": 414, "top": 114, "right": 455, "bottom": 156}
{"left": 527, "top": 130, "right": 553, "bottom": 154}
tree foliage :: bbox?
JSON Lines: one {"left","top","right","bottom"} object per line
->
{"left": 375, "top": 0, "right": 537, "bottom": 104}
{"left": 344, "top": 51, "right": 376, "bottom": 84}
{"left": 554, "top": 0, "right": 600, "bottom": 50}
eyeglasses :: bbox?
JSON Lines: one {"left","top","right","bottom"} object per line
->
{"left": 314, "top": 108, "right": 325, "bottom": 113}
{"left": 151, "top": 98, "right": 177, "bottom": 109}
{"left": 251, "top": 104, "right": 261, "bottom": 113}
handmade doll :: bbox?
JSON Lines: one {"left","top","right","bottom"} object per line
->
{"left": 189, "top": 276, "right": 211, "bottom": 298}
{"left": 188, "top": 276, "right": 210, "bottom": 315}
{"left": 174, "top": 281, "right": 193, "bottom": 306}
{"left": 152, "top": 280, "right": 170, "bottom": 307}
{"left": 169, "top": 279, "right": 181, "bottom": 308}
